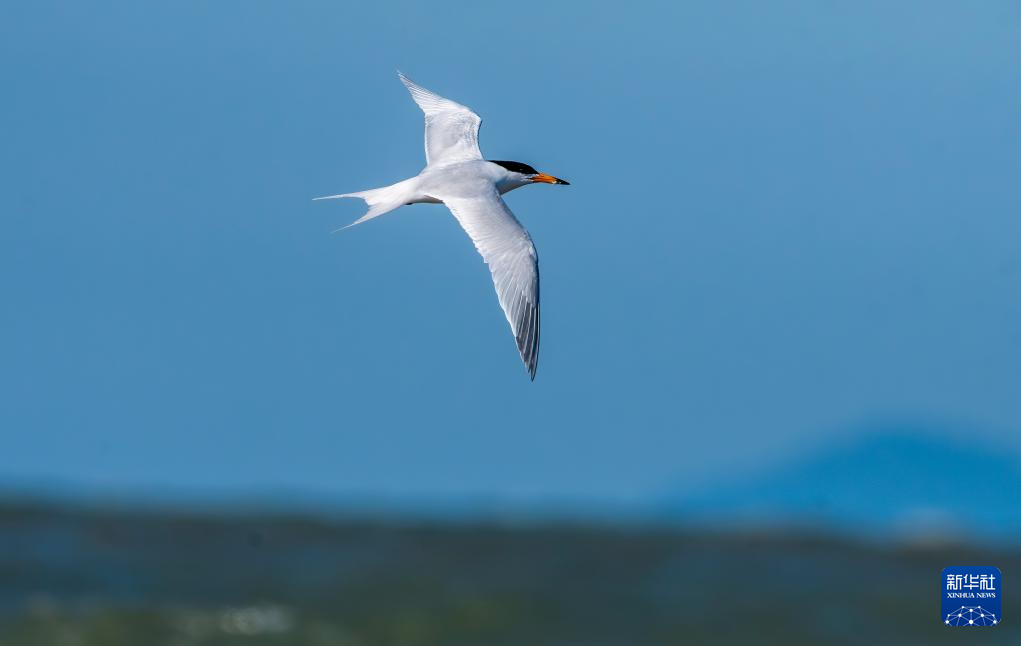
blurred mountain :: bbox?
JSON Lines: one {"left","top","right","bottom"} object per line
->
{"left": 661, "top": 428, "right": 1021, "bottom": 541}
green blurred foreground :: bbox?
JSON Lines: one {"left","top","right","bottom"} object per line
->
{"left": 0, "top": 501, "right": 1017, "bottom": 645}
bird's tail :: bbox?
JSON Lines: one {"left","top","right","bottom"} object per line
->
{"left": 314, "top": 177, "right": 419, "bottom": 231}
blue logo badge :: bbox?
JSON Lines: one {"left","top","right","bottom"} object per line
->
{"left": 942, "top": 566, "right": 1000, "bottom": 626}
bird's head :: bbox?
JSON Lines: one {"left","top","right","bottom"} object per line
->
{"left": 490, "top": 160, "right": 569, "bottom": 190}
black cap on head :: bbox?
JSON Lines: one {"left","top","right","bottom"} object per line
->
{"left": 490, "top": 160, "right": 539, "bottom": 175}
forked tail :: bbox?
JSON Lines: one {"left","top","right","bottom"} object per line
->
{"left": 313, "top": 177, "right": 419, "bottom": 231}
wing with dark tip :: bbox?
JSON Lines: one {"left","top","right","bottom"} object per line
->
{"left": 440, "top": 189, "right": 540, "bottom": 380}
{"left": 398, "top": 72, "right": 483, "bottom": 166}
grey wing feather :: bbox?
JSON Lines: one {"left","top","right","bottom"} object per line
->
{"left": 398, "top": 72, "right": 483, "bottom": 166}
{"left": 440, "top": 190, "right": 540, "bottom": 379}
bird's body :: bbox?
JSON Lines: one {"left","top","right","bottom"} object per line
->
{"left": 357, "top": 159, "right": 531, "bottom": 209}
{"left": 316, "top": 73, "right": 568, "bottom": 380}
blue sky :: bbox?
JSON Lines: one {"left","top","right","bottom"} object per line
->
{"left": 2, "top": 2, "right": 1020, "bottom": 511}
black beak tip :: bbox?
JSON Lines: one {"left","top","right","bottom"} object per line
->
{"left": 557, "top": 178, "right": 570, "bottom": 185}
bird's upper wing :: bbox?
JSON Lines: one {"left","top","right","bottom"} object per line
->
{"left": 399, "top": 72, "right": 483, "bottom": 166}
{"left": 439, "top": 188, "right": 540, "bottom": 380}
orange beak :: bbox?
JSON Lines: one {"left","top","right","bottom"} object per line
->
{"left": 531, "top": 172, "right": 570, "bottom": 185}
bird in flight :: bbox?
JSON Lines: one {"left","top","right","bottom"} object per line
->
{"left": 315, "top": 73, "right": 569, "bottom": 380}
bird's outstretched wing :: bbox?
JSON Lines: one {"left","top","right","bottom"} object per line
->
{"left": 399, "top": 72, "right": 483, "bottom": 166}
{"left": 439, "top": 188, "right": 540, "bottom": 380}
